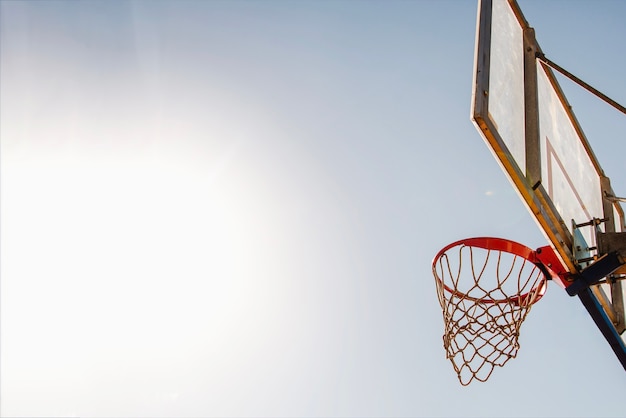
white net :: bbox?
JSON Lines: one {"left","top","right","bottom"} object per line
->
{"left": 432, "top": 239, "right": 547, "bottom": 385}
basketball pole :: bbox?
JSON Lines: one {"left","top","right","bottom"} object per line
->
{"left": 578, "top": 288, "right": 626, "bottom": 370}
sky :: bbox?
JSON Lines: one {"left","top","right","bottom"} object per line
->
{"left": 1, "top": 0, "right": 626, "bottom": 416}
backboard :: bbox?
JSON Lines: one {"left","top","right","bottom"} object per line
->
{"left": 471, "top": 0, "right": 626, "bottom": 367}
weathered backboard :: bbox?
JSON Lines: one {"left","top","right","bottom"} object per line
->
{"left": 471, "top": 0, "right": 626, "bottom": 367}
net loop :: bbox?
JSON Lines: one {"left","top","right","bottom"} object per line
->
{"left": 432, "top": 237, "right": 548, "bottom": 385}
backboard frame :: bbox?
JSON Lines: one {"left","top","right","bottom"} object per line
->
{"left": 471, "top": 0, "right": 626, "bottom": 369}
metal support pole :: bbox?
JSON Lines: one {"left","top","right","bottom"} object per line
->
{"left": 578, "top": 288, "right": 626, "bottom": 370}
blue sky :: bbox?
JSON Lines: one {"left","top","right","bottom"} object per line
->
{"left": 1, "top": 0, "right": 625, "bottom": 416}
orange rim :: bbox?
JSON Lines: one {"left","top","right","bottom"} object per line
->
{"left": 432, "top": 237, "right": 549, "bottom": 306}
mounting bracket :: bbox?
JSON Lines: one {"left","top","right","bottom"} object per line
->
{"left": 566, "top": 252, "right": 626, "bottom": 296}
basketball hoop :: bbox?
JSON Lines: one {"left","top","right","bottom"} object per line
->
{"left": 432, "top": 237, "right": 554, "bottom": 385}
